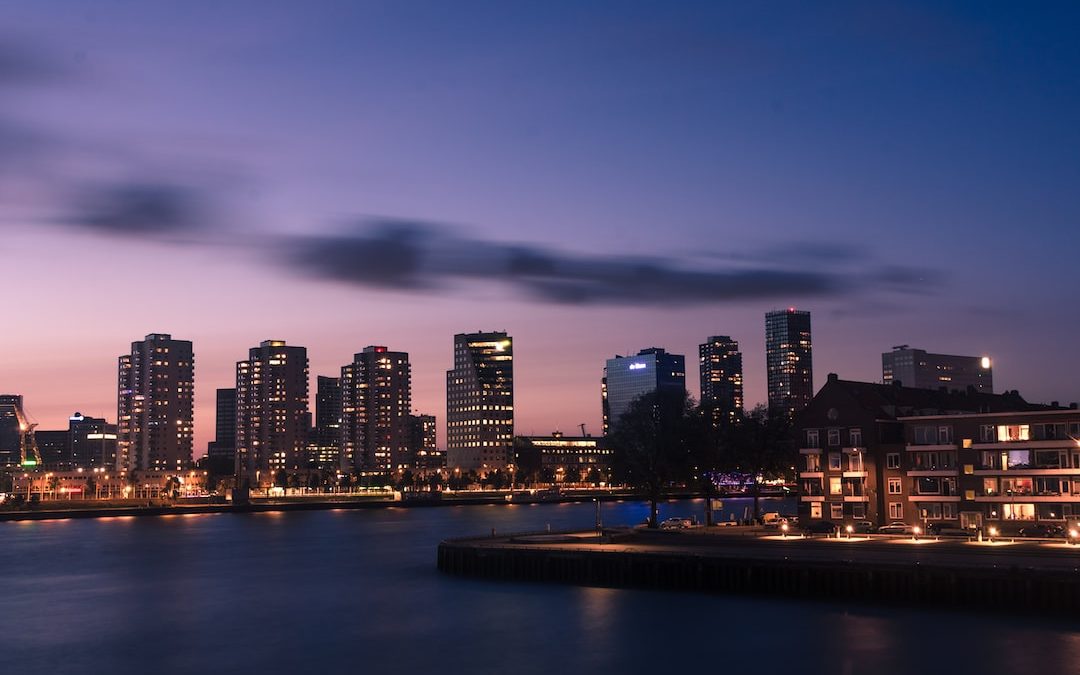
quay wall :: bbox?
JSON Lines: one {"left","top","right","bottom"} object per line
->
{"left": 437, "top": 540, "right": 1080, "bottom": 615}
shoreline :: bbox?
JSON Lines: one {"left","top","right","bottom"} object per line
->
{"left": 0, "top": 489, "right": 757, "bottom": 522}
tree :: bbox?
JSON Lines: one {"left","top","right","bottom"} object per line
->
{"left": 608, "top": 391, "right": 699, "bottom": 528}
{"left": 721, "top": 404, "right": 794, "bottom": 522}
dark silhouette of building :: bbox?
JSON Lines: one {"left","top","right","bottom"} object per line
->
{"left": 236, "top": 340, "right": 309, "bottom": 485}
{"left": 69, "top": 413, "right": 117, "bottom": 469}
{"left": 342, "top": 347, "right": 412, "bottom": 474}
{"left": 699, "top": 335, "right": 743, "bottom": 425}
{"left": 0, "top": 394, "right": 25, "bottom": 467}
{"left": 882, "top": 345, "right": 993, "bottom": 393}
{"left": 602, "top": 348, "right": 686, "bottom": 435}
{"left": 446, "top": 332, "right": 514, "bottom": 472}
{"left": 308, "top": 376, "right": 342, "bottom": 471}
{"left": 409, "top": 413, "right": 441, "bottom": 471}
{"left": 207, "top": 388, "right": 236, "bottom": 465}
{"left": 766, "top": 309, "right": 813, "bottom": 418}
{"left": 118, "top": 334, "right": 194, "bottom": 473}
{"left": 34, "top": 430, "right": 68, "bottom": 468}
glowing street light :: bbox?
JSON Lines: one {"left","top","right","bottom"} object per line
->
{"left": 988, "top": 526, "right": 999, "bottom": 543}
{"left": 781, "top": 522, "right": 789, "bottom": 538}
{"left": 845, "top": 524, "right": 854, "bottom": 539}
{"left": 912, "top": 525, "right": 921, "bottom": 541}
{"left": 1070, "top": 529, "right": 1079, "bottom": 546}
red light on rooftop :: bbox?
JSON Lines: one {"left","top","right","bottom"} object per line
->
{"left": 374, "top": 346, "right": 387, "bottom": 353}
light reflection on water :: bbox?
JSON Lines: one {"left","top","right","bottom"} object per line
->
{"left": 0, "top": 498, "right": 1077, "bottom": 675}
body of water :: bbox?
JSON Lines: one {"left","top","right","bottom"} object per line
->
{"left": 1, "top": 498, "right": 1077, "bottom": 674}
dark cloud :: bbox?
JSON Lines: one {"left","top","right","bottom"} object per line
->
{"left": 285, "top": 219, "right": 937, "bottom": 306}
{"left": 68, "top": 183, "right": 208, "bottom": 237}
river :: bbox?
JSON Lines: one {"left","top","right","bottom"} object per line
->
{"left": 1, "top": 498, "right": 1077, "bottom": 674}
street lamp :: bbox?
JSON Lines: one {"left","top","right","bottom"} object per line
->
{"left": 988, "top": 526, "right": 998, "bottom": 543}
{"left": 845, "top": 524, "right": 854, "bottom": 539}
{"left": 781, "top": 522, "right": 789, "bottom": 539}
{"left": 912, "top": 525, "right": 921, "bottom": 541}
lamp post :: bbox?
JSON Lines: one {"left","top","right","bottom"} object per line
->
{"left": 845, "top": 524, "right": 854, "bottom": 539}
{"left": 912, "top": 525, "right": 921, "bottom": 542}
{"left": 781, "top": 522, "right": 789, "bottom": 539}
{"left": 988, "top": 526, "right": 998, "bottom": 543}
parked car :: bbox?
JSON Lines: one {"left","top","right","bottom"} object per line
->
{"left": 1018, "top": 524, "right": 1065, "bottom": 538}
{"left": 877, "top": 522, "right": 916, "bottom": 535}
{"left": 928, "top": 523, "right": 973, "bottom": 537}
{"left": 760, "top": 512, "right": 784, "bottom": 527}
{"left": 849, "top": 520, "right": 875, "bottom": 534}
{"left": 802, "top": 520, "right": 838, "bottom": 534}
{"left": 659, "top": 517, "right": 693, "bottom": 530}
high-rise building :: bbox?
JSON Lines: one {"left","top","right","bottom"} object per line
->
{"left": 308, "top": 376, "right": 342, "bottom": 471}
{"left": 207, "top": 388, "right": 236, "bottom": 464}
{"left": 602, "top": 348, "right": 686, "bottom": 434}
{"left": 765, "top": 309, "right": 813, "bottom": 418}
{"left": 117, "top": 334, "right": 194, "bottom": 473}
{"left": 342, "top": 347, "right": 412, "bottom": 474}
{"left": 699, "top": 336, "right": 743, "bottom": 425}
{"left": 235, "top": 340, "right": 309, "bottom": 484}
{"left": 34, "top": 430, "right": 68, "bottom": 468}
{"left": 446, "top": 332, "right": 514, "bottom": 472}
{"left": 409, "top": 413, "right": 442, "bottom": 471}
{"left": 0, "top": 394, "right": 25, "bottom": 467}
{"left": 882, "top": 346, "right": 993, "bottom": 393}
{"left": 69, "top": 413, "right": 118, "bottom": 469}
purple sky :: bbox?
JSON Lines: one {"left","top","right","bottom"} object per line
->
{"left": 2, "top": 1, "right": 1079, "bottom": 454}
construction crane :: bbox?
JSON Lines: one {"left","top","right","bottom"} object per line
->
{"left": 3, "top": 397, "right": 42, "bottom": 467}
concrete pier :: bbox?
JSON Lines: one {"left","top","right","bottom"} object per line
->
{"left": 437, "top": 528, "right": 1080, "bottom": 615}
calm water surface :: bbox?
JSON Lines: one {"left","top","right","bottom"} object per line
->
{"left": 1, "top": 498, "right": 1078, "bottom": 675}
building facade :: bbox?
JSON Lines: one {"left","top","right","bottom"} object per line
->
{"left": 794, "top": 373, "right": 1051, "bottom": 529}
{"left": 516, "top": 432, "right": 612, "bottom": 484}
{"left": 446, "top": 332, "right": 514, "bottom": 472}
{"left": 699, "top": 336, "right": 743, "bottom": 425}
{"left": 766, "top": 309, "right": 813, "bottom": 418}
{"left": 897, "top": 408, "right": 1080, "bottom": 533}
{"left": 117, "top": 334, "right": 194, "bottom": 473}
{"left": 602, "top": 348, "right": 686, "bottom": 435}
{"left": 342, "top": 347, "right": 412, "bottom": 474}
{"left": 235, "top": 340, "right": 309, "bottom": 484}
{"left": 882, "top": 346, "right": 993, "bottom": 393}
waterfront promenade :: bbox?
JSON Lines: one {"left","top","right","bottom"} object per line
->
{"left": 438, "top": 526, "right": 1080, "bottom": 614}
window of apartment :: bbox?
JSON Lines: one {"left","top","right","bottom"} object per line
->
{"left": 997, "top": 424, "right": 1030, "bottom": 442}
{"left": 851, "top": 503, "right": 866, "bottom": 519}
{"left": 888, "top": 478, "right": 902, "bottom": 495}
{"left": 1034, "top": 477, "right": 1067, "bottom": 496}
{"left": 1001, "top": 477, "right": 1033, "bottom": 495}
{"left": 827, "top": 429, "right": 841, "bottom": 447}
{"left": 979, "top": 425, "right": 996, "bottom": 442}
{"left": 805, "top": 454, "right": 821, "bottom": 472}
{"left": 1038, "top": 504, "right": 1065, "bottom": 521}
{"left": 802, "top": 479, "right": 823, "bottom": 496}
{"left": 886, "top": 453, "right": 901, "bottom": 469}
{"left": 1004, "top": 450, "right": 1031, "bottom": 469}
{"left": 943, "top": 503, "right": 958, "bottom": 520}
{"left": 830, "top": 503, "right": 844, "bottom": 520}
{"left": 980, "top": 451, "right": 1000, "bottom": 470}
{"left": 1033, "top": 450, "right": 1064, "bottom": 469}
{"left": 983, "top": 477, "right": 998, "bottom": 496}
{"left": 810, "top": 502, "right": 822, "bottom": 519}
{"left": 938, "top": 426, "right": 954, "bottom": 444}
{"left": 919, "top": 503, "right": 943, "bottom": 520}
{"left": 829, "top": 477, "right": 843, "bottom": 495}
{"left": 1002, "top": 503, "right": 1035, "bottom": 521}
{"left": 848, "top": 453, "right": 864, "bottom": 472}
{"left": 888, "top": 502, "right": 903, "bottom": 520}
{"left": 805, "top": 429, "right": 820, "bottom": 448}
{"left": 849, "top": 428, "right": 862, "bottom": 447}
{"left": 913, "top": 426, "right": 936, "bottom": 445}
{"left": 911, "top": 452, "right": 939, "bottom": 470}
{"left": 828, "top": 453, "right": 842, "bottom": 471}
{"left": 1070, "top": 422, "right": 1080, "bottom": 437}
{"left": 917, "top": 477, "right": 941, "bottom": 495}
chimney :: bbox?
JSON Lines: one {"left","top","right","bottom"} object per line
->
{"left": 827, "top": 373, "right": 838, "bottom": 383}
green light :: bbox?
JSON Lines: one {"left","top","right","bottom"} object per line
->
{"left": 21, "top": 460, "right": 37, "bottom": 467}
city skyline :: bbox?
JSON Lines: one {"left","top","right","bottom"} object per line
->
{"left": 2, "top": 2, "right": 1079, "bottom": 454}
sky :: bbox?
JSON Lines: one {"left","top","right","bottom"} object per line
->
{"left": 2, "top": 1, "right": 1079, "bottom": 455}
